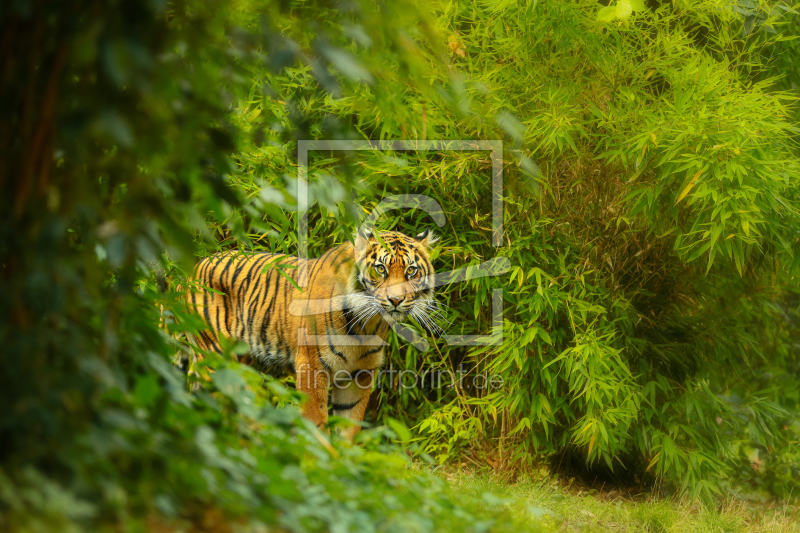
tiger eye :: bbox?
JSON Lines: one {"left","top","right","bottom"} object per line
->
{"left": 371, "top": 264, "right": 386, "bottom": 278}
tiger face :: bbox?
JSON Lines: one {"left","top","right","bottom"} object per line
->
{"left": 352, "top": 229, "right": 441, "bottom": 334}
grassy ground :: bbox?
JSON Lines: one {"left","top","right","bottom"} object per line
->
{"left": 437, "top": 467, "right": 799, "bottom": 533}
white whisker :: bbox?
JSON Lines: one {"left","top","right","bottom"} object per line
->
{"left": 417, "top": 299, "right": 452, "bottom": 327}
{"left": 339, "top": 295, "right": 379, "bottom": 333}
{"left": 410, "top": 302, "right": 444, "bottom": 336}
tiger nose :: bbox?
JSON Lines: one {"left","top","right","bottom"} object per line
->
{"left": 388, "top": 297, "right": 403, "bottom": 308}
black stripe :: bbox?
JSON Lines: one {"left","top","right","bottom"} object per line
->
{"left": 229, "top": 256, "right": 253, "bottom": 336}
{"left": 229, "top": 254, "right": 250, "bottom": 292}
{"left": 324, "top": 282, "right": 347, "bottom": 363}
{"left": 199, "top": 330, "right": 222, "bottom": 354}
{"left": 318, "top": 352, "right": 331, "bottom": 371}
{"left": 359, "top": 346, "right": 383, "bottom": 360}
{"left": 204, "top": 257, "right": 224, "bottom": 331}
{"left": 245, "top": 254, "right": 273, "bottom": 345}
{"left": 243, "top": 253, "right": 272, "bottom": 294}
{"left": 276, "top": 276, "right": 292, "bottom": 361}
{"left": 331, "top": 398, "right": 362, "bottom": 411}
{"left": 218, "top": 257, "right": 237, "bottom": 335}
{"left": 197, "top": 257, "right": 212, "bottom": 280}
{"left": 201, "top": 286, "right": 212, "bottom": 331}
{"left": 366, "top": 319, "right": 384, "bottom": 336}
{"left": 189, "top": 280, "right": 198, "bottom": 311}
{"left": 259, "top": 265, "right": 282, "bottom": 353}
{"left": 327, "top": 328, "right": 347, "bottom": 363}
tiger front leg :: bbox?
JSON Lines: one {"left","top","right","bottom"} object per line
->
{"left": 331, "top": 369, "right": 375, "bottom": 441}
{"left": 295, "top": 346, "right": 330, "bottom": 431}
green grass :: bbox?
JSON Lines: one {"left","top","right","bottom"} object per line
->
{"left": 437, "top": 468, "right": 800, "bottom": 533}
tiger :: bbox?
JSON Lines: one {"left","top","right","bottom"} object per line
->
{"left": 185, "top": 228, "right": 440, "bottom": 439}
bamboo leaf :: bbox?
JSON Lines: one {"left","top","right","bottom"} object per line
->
{"left": 646, "top": 452, "right": 661, "bottom": 472}
{"left": 675, "top": 169, "right": 702, "bottom": 205}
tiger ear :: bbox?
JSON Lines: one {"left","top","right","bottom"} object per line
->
{"left": 415, "top": 227, "right": 439, "bottom": 247}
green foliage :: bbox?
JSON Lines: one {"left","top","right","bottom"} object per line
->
{"left": 219, "top": 0, "right": 800, "bottom": 501}
{"left": 2, "top": 0, "right": 800, "bottom": 530}
{"left": 0, "top": 0, "right": 536, "bottom": 530}
{"left": 0, "top": 349, "right": 538, "bottom": 532}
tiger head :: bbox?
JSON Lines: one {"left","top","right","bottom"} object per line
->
{"left": 351, "top": 228, "right": 441, "bottom": 336}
